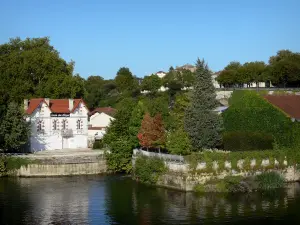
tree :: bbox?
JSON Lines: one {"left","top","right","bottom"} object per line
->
{"left": 181, "top": 69, "right": 195, "bottom": 88}
{"left": 137, "top": 113, "right": 153, "bottom": 148}
{"left": 103, "top": 98, "right": 136, "bottom": 172}
{"left": 166, "top": 128, "right": 191, "bottom": 155}
{"left": 243, "top": 61, "right": 267, "bottom": 89}
{"left": 184, "top": 58, "right": 223, "bottom": 150}
{"left": 141, "top": 74, "right": 161, "bottom": 94}
{"left": 0, "top": 37, "right": 85, "bottom": 103}
{"left": 151, "top": 114, "right": 166, "bottom": 150}
{"left": 84, "top": 75, "right": 105, "bottom": 109}
{"left": 138, "top": 113, "right": 166, "bottom": 151}
{"left": 267, "top": 51, "right": 300, "bottom": 87}
{"left": 115, "top": 67, "right": 135, "bottom": 93}
{"left": 128, "top": 101, "right": 146, "bottom": 148}
{"left": 217, "top": 61, "right": 242, "bottom": 87}
{"left": 0, "top": 102, "right": 30, "bottom": 152}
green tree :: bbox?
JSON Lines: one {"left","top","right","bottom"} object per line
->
{"left": 115, "top": 67, "right": 135, "bottom": 93}
{"left": 184, "top": 58, "right": 223, "bottom": 150}
{"left": 128, "top": 101, "right": 146, "bottom": 148}
{"left": 141, "top": 74, "right": 161, "bottom": 94}
{"left": 267, "top": 51, "right": 300, "bottom": 87}
{"left": 166, "top": 128, "right": 191, "bottom": 155}
{"left": 0, "top": 102, "right": 30, "bottom": 152}
{"left": 103, "top": 98, "right": 136, "bottom": 172}
{"left": 84, "top": 75, "right": 106, "bottom": 109}
{"left": 243, "top": 61, "right": 267, "bottom": 89}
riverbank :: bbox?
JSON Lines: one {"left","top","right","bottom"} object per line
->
{"left": 0, "top": 148, "right": 107, "bottom": 177}
{"left": 132, "top": 149, "right": 300, "bottom": 192}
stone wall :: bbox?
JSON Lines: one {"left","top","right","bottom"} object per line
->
{"left": 15, "top": 160, "right": 107, "bottom": 177}
{"left": 132, "top": 150, "right": 300, "bottom": 191}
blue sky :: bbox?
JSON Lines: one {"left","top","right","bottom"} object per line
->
{"left": 1, "top": 0, "right": 300, "bottom": 79}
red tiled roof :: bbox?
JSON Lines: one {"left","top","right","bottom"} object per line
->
{"left": 26, "top": 98, "right": 88, "bottom": 115}
{"left": 89, "top": 107, "right": 116, "bottom": 117}
{"left": 264, "top": 95, "right": 300, "bottom": 119}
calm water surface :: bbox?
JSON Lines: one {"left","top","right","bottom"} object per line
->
{"left": 0, "top": 175, "right": 300, "bottom": 225}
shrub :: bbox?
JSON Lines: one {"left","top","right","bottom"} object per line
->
{"left": 223, "top": 91, "right": 295, "bottom": 148}
{"left": 0, "top": 156, "right": 31, "bottom": 175}
{"left": 134, "top": 155, "right": 167, "bottom": 185}
{"left": 93, "top": 140, "right": 104, "bottom": 149}
{"left": 223, "top": 131, "right": 274, "bottom": 151}
{"left": 256, "top": 172, "right": 285, "bottom": 190}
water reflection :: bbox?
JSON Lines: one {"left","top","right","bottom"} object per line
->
{"left": 0, "top": 176, "right": 300, "bottom": 225}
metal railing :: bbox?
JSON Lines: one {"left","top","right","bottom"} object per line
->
{"left": 133, "top": 149, "right": 185, "bottom": 163}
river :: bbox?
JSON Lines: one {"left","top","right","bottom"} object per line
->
{"left": 0, "top": 175, "right": 300, "bottom": 225}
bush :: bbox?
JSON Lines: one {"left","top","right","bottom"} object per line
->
{"left": 0, "top": 155, "right": 31, "bottom": 175}
{"left": 93, "top": 140, "right": 104, "bottom": 149}
{"left": 134, "top": 155, "right": 167, "bottom": 185}
{"left": 256, "top": 172, "right": 285, "bottom": 190}
{"left": 166, "top": 128, "right": 191, "bottom": 155}
{"left": 223, "top": 91, "right": 295, "bottom": 148}
{"left": 223, "top": 131, "right": 274, "bottom": 151}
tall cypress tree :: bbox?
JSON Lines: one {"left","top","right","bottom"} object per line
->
{"left": 184, "top": 58, "right": 222, "bottom": 150}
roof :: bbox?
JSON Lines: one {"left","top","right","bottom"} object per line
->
{"left": 89, "top": 107, "right": 117, "bottom": 117}
{"left": 26, "top": 98, "right": 87, "bottom": 115}
{"left": 264, "top": 95, "right": 300, "bottom": 119}
{"left": 156, "top": 71, "right": 166, "bottom": 74}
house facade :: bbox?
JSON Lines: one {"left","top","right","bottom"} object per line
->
{"left": 88, "top": 107, "right": 116, "bottom": 141}
{"left": 25, "top": 98, "right": 89, "bottom": 152}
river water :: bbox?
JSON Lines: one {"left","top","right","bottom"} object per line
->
{"left": 0, "top": 175, "right": 299, "bottom": 225}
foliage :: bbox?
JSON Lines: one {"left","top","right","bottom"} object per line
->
{"left": 115, "top": 67, "right": 136, "bottom": 93}
{"left": 105, "top": 137, "right": 133, "bottom": 173}
{"left": 0, "top": 37, "right": 85, "bottom": 103}
{"left": 134, "top": 155, "right": 167, "bottom": 185}
{"left": 217, "top": 50, "right": 300, "bottom": 88}
{"left": 103, "top": 98, "right": 137, "bottom": 173}
{"left": 138, "top": 113, "right": 166, "bottom": 149}
{"left": 184, "top": 58, "right": 223, "bottom": 150}
{"left": 223, "top": 91, "right": 295, "bottom": 148}
{"left": 166, "top": 128, "right": 191, "bottom": 155}
{"left": 0, "top": 156, "right": 32, "bottom": 175}
{"left": 92, "top": 139, "right": 104, "bottom": 149}
{"left": 0, "top": 102, "right": 30, "bottom": 152}
{"left": 128, "top": 101, "right": 146, "bottom": 148}
{"left": 255, "top": 172, "right": 285, "bottom": 190}
{"left": 184, "top": 149, "right": 287, "bottom": 173}
{"left": 223, "top": 131, "right": 274, "bottom": 151}
{"left": 141, "top": 74, "right": 161, "bottom": 94}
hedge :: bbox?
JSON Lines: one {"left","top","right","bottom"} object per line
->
{"left": 223, "top": 91, "right": 297, "bottom": 148}
{"left": 223, "top": 131, "right": 274, "bottom": 151}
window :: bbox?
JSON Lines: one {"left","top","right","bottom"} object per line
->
{"left": 52, "top": 119, "right": 59, "bottom": 130}
{"left": 77, "top": 119, "right": 83, "bottom": 130}
{"left": 37, "top": 120, "right": 44, "bottom": 133}
{"left": 62, "top": 119, "right": 68, "bottom": 130}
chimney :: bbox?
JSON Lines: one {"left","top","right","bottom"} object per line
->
{"left": 44, "top": 98, "right": 50, "bottom": 105}
{"left": 69, "top": 99, "right": 74, "bottom": 111}
{"left": 24, "top": 99, "right": 29, "bottom": 111}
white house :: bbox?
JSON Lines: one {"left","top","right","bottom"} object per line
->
{"left": 25, "top": 98, "right": 89, "bottom": 152}
{"left": 88, "top": 107, "right": 116, "bottom": 141}
{"left": 155, "top": 71, "right": 167, "bottom": 79}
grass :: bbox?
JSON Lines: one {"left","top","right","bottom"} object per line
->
{"left": 255, "top": 172, "right": 285, "bottom": 190}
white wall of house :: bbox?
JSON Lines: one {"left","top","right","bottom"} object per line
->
{"left": 89, "top": 112, "right": 114, "bottom": 128}
{"left": 28, "top": 101, "right": 88, "bottom": 152}
{"left": 88, "top": 112, "right": 115, "bottom": 141}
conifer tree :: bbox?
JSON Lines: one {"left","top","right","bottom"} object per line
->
{"left": 184, "top": 58, "right": 222, "bottom": 150}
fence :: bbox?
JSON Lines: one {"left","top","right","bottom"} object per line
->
{"left": 133, "top": 149, "right": 185, "bottom": 163}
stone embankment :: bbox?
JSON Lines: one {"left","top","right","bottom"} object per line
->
{"left": 132, "top": 149, "right": 300, "bottom": 191}
{"left": 13, "top": 149, "right": 107, "bottom": 177}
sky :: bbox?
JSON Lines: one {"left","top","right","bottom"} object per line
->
{"left": 1, "top": 0, "right": 300, "bottom": 79}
